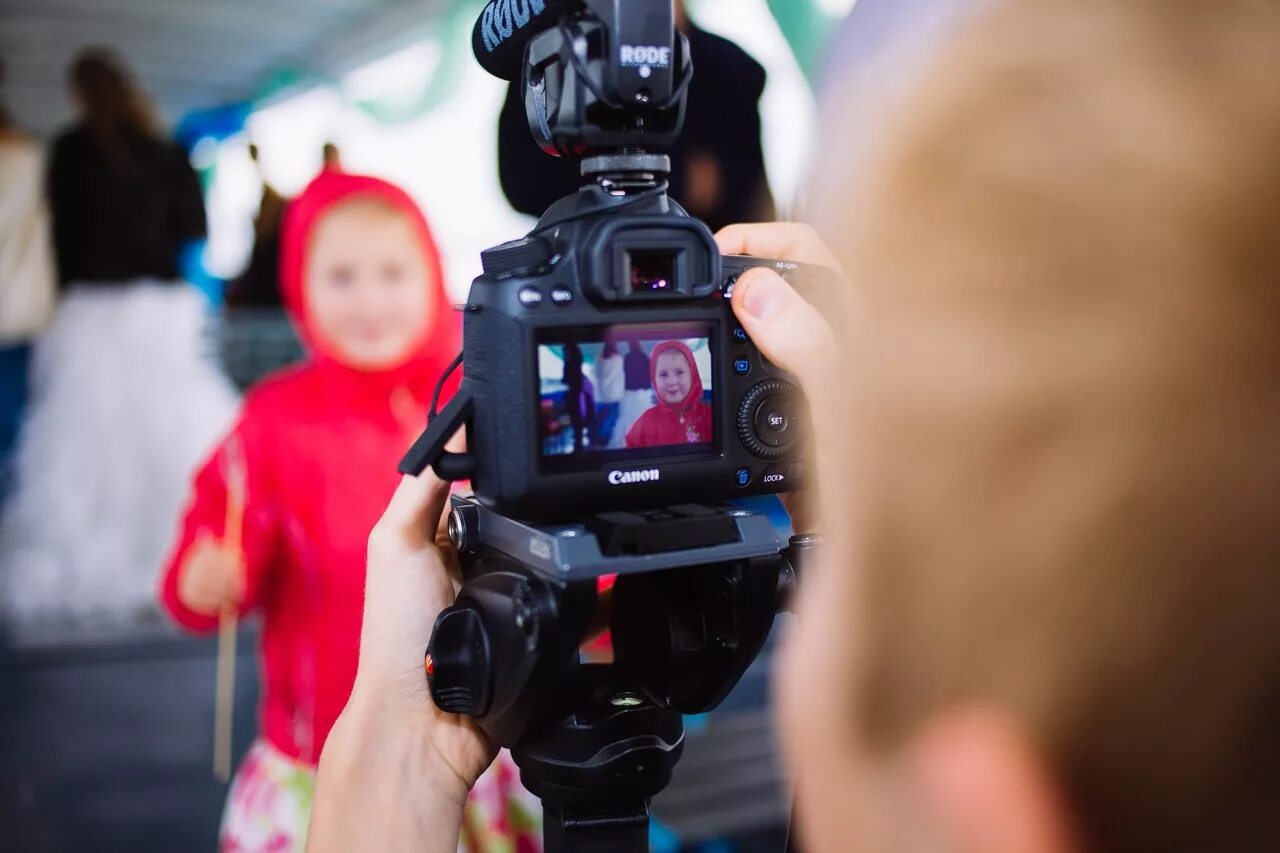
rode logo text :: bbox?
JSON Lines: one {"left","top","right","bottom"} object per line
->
{"left": 620, "top": 45, "right": 672, "bottom": 68}
{"left": 480, "top": 0, "right": 547, "bottom": 53}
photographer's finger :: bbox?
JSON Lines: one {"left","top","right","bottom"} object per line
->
{"left": 374, "top": 472, "right": 452, "bottom": 555}
{"left": 715, "top": 223, "right": 842, "bottom": 271}
{"left": 732, "top": 268, "right": 837, "bottom": 387}
{"left": 376, "top": 429, "right": 466, "bottom": 552}
{"left": 443, "top": 427, "right": 467, "bottom": 456}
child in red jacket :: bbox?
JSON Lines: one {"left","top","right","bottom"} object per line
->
{"left": 160, "top": 172, "right": 539, "bottom": 851}
{"left": 624, "top": 340, "right": 713, "bottom": 448}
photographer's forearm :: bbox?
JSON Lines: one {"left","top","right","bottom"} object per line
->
{"left": 308, "top": 707, "right": 467, "bottom": 853}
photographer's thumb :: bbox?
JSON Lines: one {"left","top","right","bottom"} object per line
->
{"left": 731, "top": 268, "right": 836, "bottom": 391}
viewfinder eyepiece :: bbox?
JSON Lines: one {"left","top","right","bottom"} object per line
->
{"left": 628, "top": 249, "right": 676, "bottom": 293}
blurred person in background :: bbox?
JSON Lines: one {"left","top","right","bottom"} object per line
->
{"left": 225, "top": 143, "right": 289, "bottom": 308}
{"left": 0, "top": 56, "right": 56, "bottom": 503}
{"left": 592, "top": 337, "right": 624, "bottom": 449}
{"left": 159, "top": 171, "right": 539, "bottom": 852}
{"left": 306, "top": 1, "right": 1280, "bottom": 852}
{"left": 561, "top": 343, "right": 594, "bottom": 453}
{"left": 616, "top": 340, "right": 654, "bottom": 448}
{"left": 0, "top": 48, "right": 237, "bottom": 629}
{"left": 497, "top": 0, "right": 774, "bottom": 231}
{"left": 321, "top": 141, "right": 343, "bottom": 174}
{"left": 49, "top": 49, "right": 207, "bottom": 287}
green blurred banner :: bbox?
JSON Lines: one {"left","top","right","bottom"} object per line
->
{"left": 764, "top": 0, "right": 845, "bottom": 84}
{"left": 350, "top": 0, "right": 482, "bottom": 125}
{"left": 684, "top": 0, "right": 849, "bottom": 86}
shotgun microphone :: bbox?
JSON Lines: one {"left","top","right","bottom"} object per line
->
{"left": 471, "top": 0, "right": 584, "bottom": 81}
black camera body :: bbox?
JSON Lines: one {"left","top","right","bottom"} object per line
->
{"left": 439, "top": 176, "right": 813, "bottom": 519}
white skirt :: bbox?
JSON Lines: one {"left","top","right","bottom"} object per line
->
{"left": 0, "top": 282, "right": 239, "bottom": 631}
{"left": 611, "top": 388, "right": 656, "bottom": 449}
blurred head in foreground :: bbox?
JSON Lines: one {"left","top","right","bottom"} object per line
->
{"left": 782, "top": 1, "right": 1280, "bottom": 852}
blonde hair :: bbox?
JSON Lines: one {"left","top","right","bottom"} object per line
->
{"left": 825, "top": 1, "right": 1280, "bottom": 850}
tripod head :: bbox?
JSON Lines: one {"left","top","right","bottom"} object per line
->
{"left": 426, "top": 497, "right": 818, "bottom": 852}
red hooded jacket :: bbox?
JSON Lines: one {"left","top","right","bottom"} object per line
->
{"left": 624, "top": 340, "right": 713, "bottom": 448}
{"left": 159, "top": 172, "right": 460, "bottom": 764}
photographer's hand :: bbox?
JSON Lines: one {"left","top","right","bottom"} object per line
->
{"left": 717, "top": 223, "right": 839, "bottom": 391}
{"left": 719, "top": 224, "right": 839, "bottom": 533}
{"left": 309, "top": 449, "right": 495, "bottom": 853}
{"left": 717, "top": 222, "right": 843, "bottom": 273}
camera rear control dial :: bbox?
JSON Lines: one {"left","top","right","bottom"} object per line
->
{"left": 481, "top": 236, "right": 556, "bottom": 278}
{"left": 738, "top": 380, "right": 802, "bottom": 460}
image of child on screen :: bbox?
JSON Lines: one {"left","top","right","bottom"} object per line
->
{"left": 625, "top": 341, "right": 713, "bottom": 448}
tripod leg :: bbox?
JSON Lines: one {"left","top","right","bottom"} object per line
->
{"left": 543, "top": 800, "right": 651, "bottom": 853}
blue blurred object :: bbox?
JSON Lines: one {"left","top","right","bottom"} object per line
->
{"left": 0, "top": 343, "right": 31, "bottom": 504}
{"left": 651, "top": 817, "right": 681, "bottom": 853}
{"left": 697, "top": 840, "right": 737, "bottom": 853}
{"left": 173, "top": 101, "right": 253, "bottom": 151}
{"left": 731, "top": 494, "right": 794, "bottom": 539}
{"left": 178, "top": 239, "right": 225, "bottom": 305}
{"left": 684, "top": 712, "right": 712, "bottom": 734}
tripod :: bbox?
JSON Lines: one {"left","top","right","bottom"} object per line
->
{"left": 426, "top": 498, "right": 815, "bottom": 852}
{"left": 517, "top": 677, "right": 684, "bottom": 853}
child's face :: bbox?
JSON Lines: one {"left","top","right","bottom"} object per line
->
{"left": 305, "top": 201, "right": 434, "bottom": 371}
{"left": 654, "top": 349, "right": 694, "bottom": 405}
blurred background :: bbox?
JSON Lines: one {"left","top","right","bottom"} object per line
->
{"left": 0, "top": 1, "right": 852, "bottom": 850}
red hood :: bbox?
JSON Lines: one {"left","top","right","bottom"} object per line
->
{"left": 648, "top": 340, "right": 704, "bottom": 411}
{"left": 278, "top": 171, "right": 460, "bottom": 384}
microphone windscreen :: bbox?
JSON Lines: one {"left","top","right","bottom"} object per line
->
{"left": 472, "top": 0, "right": 579, "bottom": 81}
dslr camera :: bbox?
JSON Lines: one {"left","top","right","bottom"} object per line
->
{"left": 403, "top": 1, "right": 822, "bottom": 519}
{"left": 403, "top": 191, "right": 814, "bottom": 518}
{"left": 401, "top": 2, "right": 824, "bottom": 849}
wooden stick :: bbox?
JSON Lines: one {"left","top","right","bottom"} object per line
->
{"left": 213, "top": 607, "right": 237, "bottom": 782}
{"left": 214, "top": 439, "right": 246, "bottom": 783}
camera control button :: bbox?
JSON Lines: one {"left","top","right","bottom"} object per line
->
{"left": 733, "top": 357, "right": 751, "bottom": 376}
{"left": 550, "top": 286, "right": 574, "bottom": 305}
{"left": 732, "top": 326, "right": 749, "bottom": 343}
{"left": 518, "top": 287, "right": 544, "bottom": 308}
{"left": 754, "top": 398, "right": 791, "bottom": 446}
{"left": 738, "top": 379, "right": 803, "bottom": 460}
{"left": 736, "top": 467, "right": 752, "bottom": 488}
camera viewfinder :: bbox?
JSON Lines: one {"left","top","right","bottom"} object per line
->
{"left": 628, "top": 249, "right": 676, "bottom": 294}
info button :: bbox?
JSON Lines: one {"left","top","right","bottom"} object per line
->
{"left": 753, "top": 397, "right": 792, "bottom": 447}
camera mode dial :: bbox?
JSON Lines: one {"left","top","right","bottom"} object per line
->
{"left": 481, "top": 236, "right": 556, "bottom": 278}
{"left": 738, "top": 380, "right": 801, "bottom": 460}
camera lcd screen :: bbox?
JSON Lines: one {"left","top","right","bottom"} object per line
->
{"left": 538, "top": 323, "right": 715, "bottom": 467}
